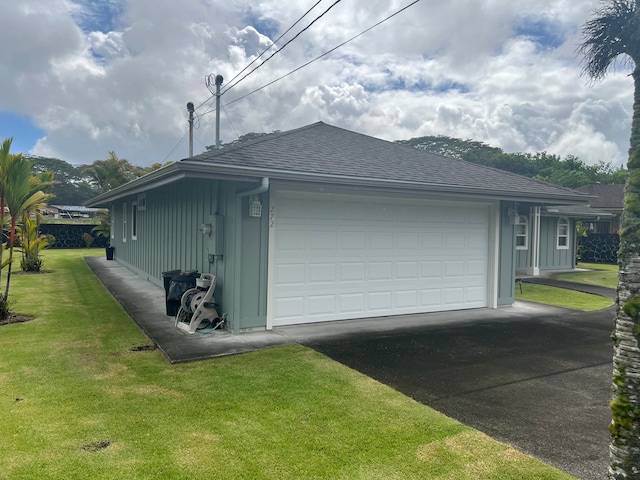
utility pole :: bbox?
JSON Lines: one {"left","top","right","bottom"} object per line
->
{"left": 205, "top": 74, "right": 224, "bottom": 149}
{"left": 187, "top": 101, "right": 194, "bottom": 157}
{"left": 214, "top": 74, "right": 223, "bottom": 149}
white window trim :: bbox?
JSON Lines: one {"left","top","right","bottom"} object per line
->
{"left": 131, "top": 201, "right": 138, "bottom": 241}
{"left": 122, "top": 203, "right": 127, "bottom": 243}
{"left": 515, "top": 215, "right": 528, "bottom": 250}
{"left": 557, "top": 217, "right": 569, "bottom": 250}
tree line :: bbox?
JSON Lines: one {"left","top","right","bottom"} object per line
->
{"left": 396, "top": 135, "right": 627, "bottom": 188}
{"left": 27, "top": 151, "right": 169, "bottom": 205}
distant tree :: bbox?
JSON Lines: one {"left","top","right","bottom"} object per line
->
{"left": 578, "top": 0, "right": 640, "bottom": 477}
{"left": 84, "top": 151, "right": 143, "bottom": 193}
{"left": 396, "top": 135, "right": 503, "bottom": 161}
{"left": 397, "top": 135, "right": 627, "bottom": 188}
{"left": 144, "top": 161, "right": 173, "bottom": 174}
{"left": 29, "top": 155, "right": 99, "bottom": 205}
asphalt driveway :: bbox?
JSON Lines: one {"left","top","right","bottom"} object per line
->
{"left": 303, "top": 304, "right": 614, "bottom": 480}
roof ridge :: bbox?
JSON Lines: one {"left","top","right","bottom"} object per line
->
{"left": 189, "top": 122, "right": 326, "bottom": 160}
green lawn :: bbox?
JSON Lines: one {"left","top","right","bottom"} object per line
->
{"left": 515, "top": 283, "right": 613, "bottom": 310}
{"left": 515, "top": 262, "right": 617, "bottom": 310}
{"left": 0, "top": 249, "right": 573, "bottom": 479}
{"left": 552, "top": 262, "right": 618, "bottom": 289}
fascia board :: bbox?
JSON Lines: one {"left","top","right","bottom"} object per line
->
{"left": 86, "top": 160, "right": 593, "bottom": 207}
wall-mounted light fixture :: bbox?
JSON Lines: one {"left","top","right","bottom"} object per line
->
{"left": 507, "top": 206, "right": 519, "bottom": 225}
{"left": 249, "top": 195, "right": 262, "bottom": 218}
{"left": 199, "top": 223, "right": 212, "bottom": 235}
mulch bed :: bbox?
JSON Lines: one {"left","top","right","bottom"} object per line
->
{"left": 0, "top": 313, "right": 35, "bottom": 326}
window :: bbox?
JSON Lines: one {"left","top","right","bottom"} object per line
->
{"left": 515, "top": 215, "right": 528, "bottom": 250}
{"left": 557, "top": 217, "right": 569, "bottom": 249}
{"left": 131, "top": 201, "right": 138, "bottom": 240}
{"left": 122, "top": 203, "right": 127, "bottom": 242}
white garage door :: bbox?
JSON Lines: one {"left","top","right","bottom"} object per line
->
{"left": 270, "top": 190, "right": 490, "bottom": 326}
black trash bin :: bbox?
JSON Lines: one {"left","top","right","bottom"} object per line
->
{"left": 161, "top": 270, "right": 180, "bottom": 315}
{"left": 166, "top": 271, "right": 199, "bottom": 316}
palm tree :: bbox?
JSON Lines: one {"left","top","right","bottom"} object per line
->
{"left": 84, "top": 151, "right": 142, "bottom": 193}
{"left": 578, "top": 1, "right": 640, "bottom": 477}
{"left": 0, "top": 140, "right": 50, "bottom": 317}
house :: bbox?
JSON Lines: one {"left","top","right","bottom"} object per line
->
{"left": 574, "top": 183, "right": 624, "bottom": 234}
{"left": 573, "top": 184, "right": 624, "bottom": 264}
{"left": 87, "top": 122, "right": 590, "bottom": 333}
{"left": 513, "top": 204, "right": 614, "bottom": 275}
{"left": 49, "top": 205, "right": 101, "bottom": 219}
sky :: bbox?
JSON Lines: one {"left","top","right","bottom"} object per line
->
{"left": 0, "top": 0, "right": 634, "bottom": 167}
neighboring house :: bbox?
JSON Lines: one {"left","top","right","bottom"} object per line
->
{"left": 50, "top": 205, "right": 101, "bottom": 219}
{"left": 87, "top": 122, "right": 590, "bottom": 333}
{"left": 513, "top": 204, "right": 613, "bottom": 275}
{"left": 574, "top": 183, "right": 624, "bottom": 233}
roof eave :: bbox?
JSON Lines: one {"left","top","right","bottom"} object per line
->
{"left": 86, "top": 160, "right": 591, "bottom": 207}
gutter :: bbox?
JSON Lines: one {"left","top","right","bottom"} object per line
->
{"left": 236, "top": 177, "right": 270, "bottom": 197}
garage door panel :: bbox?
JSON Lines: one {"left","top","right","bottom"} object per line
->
{"left": 275, "top": 263, "right": 305, "bottom": 285}
{"left": 308, "top": 263, "right": 336, "bottom": 284}
{"left": 272, "top": 192, "right": 490, "bottom": 326}
{"left": 369, "top": 291, "right": 393, "bottom": 310}
{"left": 341, "top": 231, "right": 367, "bottom": 249}
{"left": 420, "top": 289, "right": 442, "bottom": 307}
{"left": 339, "top": 263, "right": 366, "bottom": 281}
{"left": 396, "top": 261, "right": 419, "bottom": 279}
{"left": 339, "top": 293, "right": 365, "bottom": 313}
{"left": 396, "top": 289, "right": 418, "bottom": 308}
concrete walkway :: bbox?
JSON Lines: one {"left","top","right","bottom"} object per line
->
{"left": 85, "top": 256, "right": 579, "bottom": 364}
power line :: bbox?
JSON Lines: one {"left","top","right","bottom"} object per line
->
{"left": 193, "top": 0, "right": 326, "bottom": 113}
{"left": 223, "top": 0, "right": 325, "bottom": 92}
{"left": 221, "top": 0, "right": 343, "bottom": 96}
{"left": 221, "top": 0, "right": 422, "bottom": 109}
{"left": 161, "top": 129, "right": 189, "bottom": 163}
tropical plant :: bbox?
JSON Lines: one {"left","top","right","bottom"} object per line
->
{"left": 81, "top": 232, "right": 94, "bottom": 248}
{"left": 91, "top": 209, "right": 111, "bottom": 245}
{"left": 0, "top": 138, "right": 51, "bottom": 317}
{"left": 20, "top": 216, "right": 53, "bottom": 272}
{"left": 579, "top": 1, "right": 640, "bottom": 477}
{"left": 84, "top": 151, "right": 143, "bottom": 193}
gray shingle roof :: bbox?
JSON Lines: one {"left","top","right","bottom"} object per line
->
{"left": 575, "top": 184, "right": 624, "bottom": 209}
{"left": 88, "top": 122, "right": 592, "bottom": 207}
{"left": 188, "top": 122, "right": 588, "bottom": 203}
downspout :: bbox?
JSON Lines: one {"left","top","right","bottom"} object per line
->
{"left": 231, "top": 177, "right": 270, "bottom": 334}
{"left": 528, "top": 206, "right": 541, "bottom": 276}
{"left": 236, "top": 177, "right": 270, "bottom": 197}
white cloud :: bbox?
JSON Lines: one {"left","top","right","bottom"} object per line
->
{"left": 0, "top": 0, "right": 635, "bottom": 168}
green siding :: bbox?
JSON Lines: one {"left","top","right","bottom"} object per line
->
{"left": 539, "top": 217, "right": 575, "bottom": 271}
{"left": 498, "top": 202, "right": 516, "bottom": 306}
{"left": 108, "top": 178, "right": 271, "bottom": 332}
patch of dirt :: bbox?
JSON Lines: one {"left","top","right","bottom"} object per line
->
{"left": 14, "top": 270, "right": 52, "bottom": 275}
{"left": 81, "top": 440, "right": 112, "bottom": 452}
{"left": 129, "top": 344, "right": 157, "bottom": 352}
{"left": 0, "top": 313, "right": 35, "bottom": 326}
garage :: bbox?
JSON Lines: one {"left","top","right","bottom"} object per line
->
{"left": 269, "top": 189, "right": 492, "bottom": 326}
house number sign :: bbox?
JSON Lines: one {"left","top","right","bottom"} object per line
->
{"left": 269, "top": 204, "right": 276, "bottom": 228}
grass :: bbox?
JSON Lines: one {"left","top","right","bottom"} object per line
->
{"left": 0, "top": 249, "right": 574, "bottom": 479}
{"left": 552, "top": 262, "right": 618, "bottom": 289}
{"left": 515, "top": 262, "right": 617, "bottom": 310}
{"left": 515, "top": 283, "right": 613, "bottom": 310}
